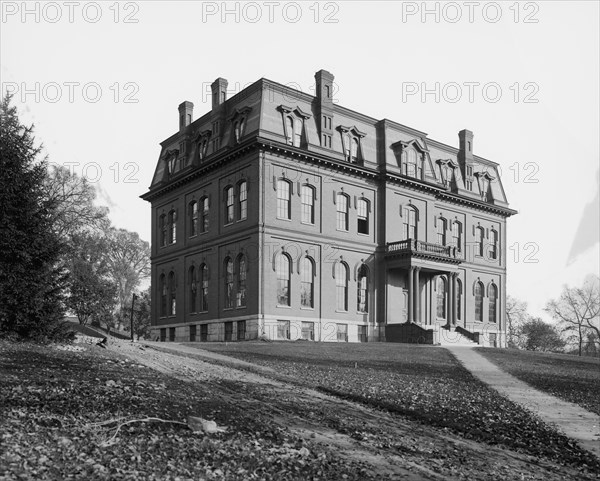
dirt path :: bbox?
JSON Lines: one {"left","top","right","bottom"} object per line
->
{"left": 106, "top": 339, "right": 592, "bottom": 480}
{"left": 446, "top": 346, "right": 600, "bottom": 458}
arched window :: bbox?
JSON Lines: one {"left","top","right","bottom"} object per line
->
{"left": 402, "top": 206, "right": 417, "bottom": 240}
{"left": 474, "top": 281, "right": 484, "bottom": 322}
{"left": 285, "top": 116, "right": 294, "bottom": 145}
{"left": 200, "top": 196, "right": 209, "bottom": 233}
{"left": 159, "top": 274, "right": 167, "bottom": 317}
{"left": 189, "top": 266, "right": 197, "bottom": 313}
{"left": 452, "top": 221, "right": 462, "bottom": 251}
{"left": 456, "top": 278, "right": 463, "bottom": 320}
{"left": 407, "top": 150, "right": 417, "bottom": 177}
{"left": 238, "top": 181, "right": 247, "bottom": 221}
{"left": 276, "top": 254, "right": 291, "bottom": 306}
{"left": 336, "top": 193, "right": 349, "bottom": 231}
{"left": 224, "top": 258, "right": 234, "bottom": 309}
{"left": 199, "top": 264, "right": 208, "bottom": 312}
{"left": 335, "top": 262, "right": 348, "bottom": 311}
{"left": 490, "top": 229, "right": 498, "bottom": 260}
{"left": 476, "top": 227, "right": 485, "bottom": 256}
{"left": 350, "top": 136, "right": 359, "bottom": 163}
{"left": 236, "top": 255, "right": 247, "bottom": 307}
{"left": 277, "top": 180, "right": 291, "bottom": 219}
{"left": 489, "top": 284, "right": 497, "bottom": 323}
{"left": 357, "top": 265, "right": 368, "bottom": 313}
{"left": 168, "top": 271, "right": 176, "bottom": 316}
{"left": 436, "top": 277, "right": 446, "bottom": 319}
{"left": 224, "top": 186, "right": 234, "bottom": 224}
{"left": 294, "top": 117, "right": 302, "bottom": 147}
{"left": 168, "top": 210, "right": 177, "bottom": 244}
{"left": 159, "top": 214, "right": 167, "bottom": 247}
{"left": 301, "top": 185, "right": 315, "bottom": 224}
{"left": 189, "top": 201, "right": 198, "bottom": 237}
{"left": 437, "top": 217, "right": 447, "bottom": 246}
{"left": 357, "top": 198, "right": 369, "bottom": 235}
{"left": 233, "top": 117, "right": 246, "bottom": 143}
{"left": 300, "top": 257, "right": 314, "bottom": 308}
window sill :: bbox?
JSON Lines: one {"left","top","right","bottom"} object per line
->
{"left": 276, "top": 217, "right": 292, "bottom": 222}
{"left": 300, "top": 307, "right": 314, "bottom": 311}
{"left": 300, "top": 221, "right": 315, "bottom": 226}
{"left": 336, "top": 229, "right": 349, "bottom": 233}
{"left": 357, "top": 232, "right": 370, "bottom": 237}
{"left": 223, "top": 222, "right": 234, "bottom": 227}
{"left": 335, "top": 310, "right": 349, "bottom": 314}
{"left": 276, "top": 305, "right": 292, "bottom": 309}
{"left": 223, "top": 308, "right": 235, "bottom": 312}
{"left": 235, "top": 306, "right": 247, "bottom": 310}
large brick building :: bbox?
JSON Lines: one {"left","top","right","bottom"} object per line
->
{"left": 141, "top": 70, "right": 516, "bottom": 346}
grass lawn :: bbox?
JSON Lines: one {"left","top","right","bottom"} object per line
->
{"left": 189, "top": 341, "right": 600, "bottom": 472}
{"left": 0, "top": 340, "right": 376, "bottom": 480}
{"left": 476, "top": 348, "right": 600, "bottom": 415}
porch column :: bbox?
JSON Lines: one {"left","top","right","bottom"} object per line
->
{"left": 414, "top": 267, "right": 421, "bottom": 323}
{"left": 408, "top": 266, "right": 414, "bottom": 323}
{"left": 447, "top": 272, "right": 453, "bottom": 327}
{"left": 451, "top": 272, "right": 458, "bottom": 325}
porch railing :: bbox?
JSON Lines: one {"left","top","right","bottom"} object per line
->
{"left": 386, "top": 239, "right": 461, "bottom": 259}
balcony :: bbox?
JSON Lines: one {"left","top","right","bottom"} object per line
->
{"left": 386, "top": 239, "right": 462, "bottom": 264}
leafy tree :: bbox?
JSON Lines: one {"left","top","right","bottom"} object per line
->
{"left": 65, "top": 233, "right": 118, "bottom": 327}
{"left": 104, "top": 228, "right": 150, "bottom": 329}
{"left": 521, "top": 318, "right": 565, "bottom": 353}
{"left": 43, "top": 164, "right": 109, "bottom": 240}
{"left": 0, "top": 94, "right": 69, "bottom": 341}
{"left": 506, "top": 295, "right": 530, "bottom": 349}
{"left": 545, "top": 276, "right": 600, "bottom": 356}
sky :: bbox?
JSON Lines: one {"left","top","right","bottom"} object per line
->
{"left": 1, "top": 0, "right": 599, "bottom": 321}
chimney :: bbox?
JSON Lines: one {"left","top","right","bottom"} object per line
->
{"left": 314, "top": 69, "right": 335, "bottom": 149}
{"left": 178, "top": 101, "right": 193, "bottom": 131}
{"left": 458, "top": 129, "right": 474, "bottom": 190}
{"left": 211, "top": 77, "right": 228, "bottom": 109}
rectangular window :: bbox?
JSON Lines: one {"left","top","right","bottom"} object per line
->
{"left": 200, "top": 324, "right": 208, "bottom": 342}
{"left": 336, "top": 194, "right": 348, "bottom": 231}
{"left": 201, "top": 197, "right": 209, "bottom": 233}
{"left": 301, "top": 322, "right": 314, "bottom": 341}
{"left": 357, "top": 199, "right": 369, "bottom": 234}
{"left": 190, "top": 202, "right": 198, "bottom": 237}
{"left": 277, "top": 320, "right": 290, "bottom": 340}
{"left": 451, "top": 222, "right": 461, "bottom": 251}
{"left": 358, "top": 325, "right": 368, "bottom": 343}
{"left": 160, "top": 328, "right": 166, "bottom": 342}
{"left": 277, "top": 180, "right": 290, "bottom": 219}
{"left": 301, "top": 185, "right": 314, "bottom": 224}
{"left": 437, "top": 220, "right": 446, "bottom": 246}
{"left": 237, "top": 320, "right": 246, "bottom": 341}
{"left": 238, "top": 182, "right": 247, "bottom": 220}
{"left": 336, "top": 324, "right": 348, "bottom": 342}
{"left": 224, "top": 322, "right": 233, "bottom": 341}
{"left": 169, "top": 327, "right": 176, "bottom": 342}
{"left": 189, "top": 325, "right": 196, "bottom": 342}
{"left": 225, "top": 187, "right": 234, "bottom": 224}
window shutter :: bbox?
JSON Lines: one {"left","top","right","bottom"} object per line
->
{"left": 354, "top": 196, "right": 357, "bottom": 209}
{"left": 333, "top": 191, "right": 337, "bottom": 204}
{"left": 367, "top": 200, "right": 371, "bottom": 213}
{"left": 297, "top": 181, "right": 301, "bottom": 196}
{"left": 290, "top": 181, "right": 294, "bottom": 196}
{"left": 273, "top": 176, "right": 277, "bottom": 191}
{"left": 314, "top": 187, "right": 318, "bottom": 201}
{"left": 486, "top": 228, "right": 489, "bottom": 239}
{"left": 399, "top": 204, "right": 403, "bottom": 217}
{"left": 472, "top": 225, "right": 475, "bottom": 236}
{"left": 434, "top": 216, "right": 437, "bottom": 228}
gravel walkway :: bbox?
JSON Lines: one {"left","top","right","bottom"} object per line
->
{"left": 446, "top": 346, "right": 600, "bottom": 458}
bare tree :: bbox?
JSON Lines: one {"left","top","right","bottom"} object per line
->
{"left": 43, "top": 164, "right": 109, "bottom": 239}
{"left": 505, "top": 295, "right": 530, "bottom": 348}
{"left": 104, "top": 228, "right": 150, "bottom": 329}
{"left": 545, "top": 276, "right": 600, "bottom": 356}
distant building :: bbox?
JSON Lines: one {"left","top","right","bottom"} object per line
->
{"left": 141, "top": 70, "right": 516, "bottom": 346}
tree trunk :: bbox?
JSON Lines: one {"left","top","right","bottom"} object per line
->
{"left": 578, "top": 324, "right": 582, "bottom": 356}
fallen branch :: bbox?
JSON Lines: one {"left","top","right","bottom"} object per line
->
{"left": 98, "top": 417, "right": 187, "bottom": 447}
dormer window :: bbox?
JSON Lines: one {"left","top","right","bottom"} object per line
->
{"left": 474, "top": 171, "right": 495, "bottom": 202}
{"left": 229, "top": 107, "right": 251, "bottom": 145}
{"left": 278, "top": 105, "right": 311, "bottom": 148}
{"left": 338, "top": 125, "right": 366, "bottom": 163}
{"left": 164, "top": 149, "right": 179, "bottom": 176}
{"left": 437, "top": 159, "right": 457, "bottom": 188}
{"left": 195, "top": 130, "right": 211, "bottom": 162}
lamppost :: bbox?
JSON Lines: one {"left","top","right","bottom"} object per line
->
{"left": 130, "top": 293, "right": 137, "bottom": 341}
